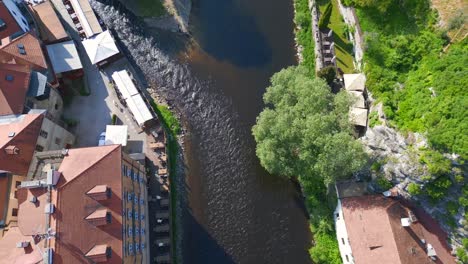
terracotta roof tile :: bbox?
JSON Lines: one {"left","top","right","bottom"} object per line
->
{"left": 16, "top": 187, "right": 48, "bottom": 236}
{"left": 54, "top": 145, "right": 123, "bottom": 263}
{"left": 0, "top": 33, "right": 47, "bottom": 71}
{"left": 0, "top": 227, "right": 44, "bottom": 263}
{"left": 0, "top": 63, "right": 31, "bottom": 115}
{"left": 341, "top": 195, "right": 455, "bottom": 264}
{"left": 0, "top": 113, "right": 43, "bottom": 175}
{"left": 0, "top": 2, "right": 22, "bottom": 41}
{"left": 29, "top": 1, "right": 68, "bottom": 43}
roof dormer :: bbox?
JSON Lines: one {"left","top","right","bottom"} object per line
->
{"left": 85, "top": 208, "right": 111, "bottom": 226}
{"left": 85, "top": 244, "right": 111, "bottom": 263}
{"left": 86, "top": 185, "right": 111, "bottom": 201}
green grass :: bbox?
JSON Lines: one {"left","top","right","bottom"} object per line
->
{"left": 294, "top": 0, "right": 315, "bottom": 73}
{"left": 150, "top": 100, "right": 180, "bottom": 264}
{"left": 136, "top": 0, "right": 166, "bottom": 17}
{"left": 318, "top": 0, "right": 355, "bottom": 73}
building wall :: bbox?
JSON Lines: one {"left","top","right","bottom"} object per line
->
{"left": 35, "top": 117, "right": 74, "bottom": 151}
{"left": 3, "top": 0, "right": 29, "bottom": 32}
{"left": 29, "top": 87, "right": 64, "bottom": 123}
{"left": 121, "top": 154, "right": 147, "bottom": 263}
{"left": 0, "top": 173, "right": 25, "bottom": 237}
{"left": 335, "top": 200, "right": 355, "bottom": 264}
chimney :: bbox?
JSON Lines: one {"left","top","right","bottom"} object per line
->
{"left": 401, "top": 218, "right": 411, "bottom": 227}
{"left": 5, "top": 145, "right": 20, "bottom": 155}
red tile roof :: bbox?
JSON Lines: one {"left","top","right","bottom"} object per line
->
{"left": 29, "top": 1, "right": 68, "bottom": 43}
{"left": 341, "top": 195, "right": 455, "bottom": 264}
{"left": 0, "top": 63, "right": 31, "bottom": 115}
{"left": 0, "top": 113, "right": 43, "bottom": 176}
{"left": 54, "top": 145, "right": 123, "bottom": 264}
{"left": 3, "top": 145, "right": 128, "bottom": 263}
{"left": 0, "top": 33, "right": 47, "bottom": 71}
{"left": 0, "top": 2, "right": 22, "bottom": 41}
{"left": 0, "top": 227, "right": 44, "bottom": 263}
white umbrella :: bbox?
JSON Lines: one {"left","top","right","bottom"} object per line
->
{"left": 82, "top": 30, "right": 119, "bottom": 64}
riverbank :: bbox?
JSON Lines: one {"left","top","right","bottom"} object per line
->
{"left": 293, "top": 0, "right": 315, "bottom": 72}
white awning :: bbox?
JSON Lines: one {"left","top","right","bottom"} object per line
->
{"left": 344, "top": 73, "right": 366, "bottom": 91}
{"left": 46, "top": 40, "right": 83, "bottom": 73}
{"left": 105, "top": 125, "right": 128, "bottom": 146}
{"left": 70, "top": 0, "right": 103, "bottom": 38}
{"left": 126, "top": 94, "right": 153, "bottom": 126}
{"left": 111, "top": 70, "right": 153, "bottom": 126}
{"left": 82, "top": 30, "right": 119, "bottom": 64}
{"left": 111, "top": 70, "right": 139, "bottom": 100}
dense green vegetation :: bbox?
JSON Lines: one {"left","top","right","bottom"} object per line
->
{"left": 318, "top": 0, "right": 355, "bottom": 73}
{"left": 457, "top": 238, "right": 468, "bottom": 263}
{"left": 136, "top": 0, "right": 166, "bottom": 17}
{"left": 150, "top": 100, "right": 180, "bottom": 264}
{"left": 252, "top": 66, "right": 367, "bottom": 263}
{"left": 351, "top": 0, "right": 467, "bottom": 158}
{"left": 294, "top": 0, "right": 315, "bottom": 72}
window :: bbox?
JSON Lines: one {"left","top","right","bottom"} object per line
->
{"left": 127, "top": 192, "right": 132, "bottom": 201}
{"left": 141, "top": 228, "right": 145, "bottom": 235}
{"left": 141, "top": 243, "right": 145, "bottom": 250}
{"left": 128, "top": 244, "right": 133, "bottom": 255}
{"left": 135, "top": 243, "right": 140, "bottom": 253}
{"left": 134, "top": 196, "right": 138, "bottom": 204}
{"left": 54, "top": 137, "right": 61, "bottom": 145}
{"left": 54, "top": 104, "right": 59, "bottom": 110}
{"left": 140, "top": 198, "right": 144, "bottom": 205}
{"left": 12, "top": 208, "right": 18, "bottom": 216}
{"left": 15, "top": 181, "right": 21, "bottom": 188}
{"left": 128, "top": 227, "right": 132, "bottom": 236}
{"left": 134, "top": 212, "right": 138, "bottom": 220}
{"left": 126, "top": 168, "right": 131, "bottom": 177}
{"left": 127, "top": 210, "right": 132, "bottom": 219}
{"left": 39, "top": 130, "right": 48, "bottom": 138}
{"left": 135, "top": 228, "right": 139, "bottom": 236}
{"left": 35, "top": 145, "right": 44, "bottom": 152}
{"left": 5, "top": 75, "right": 13, "bottom": 81}
{"left": 121, "top": 165, "right": 126, "bottom": 176}
{"left": 21, "top": 18, "right": 27, "bottom": 26}
{"left": 141, "top": 213, "right": 145, "bottom": 220}
{"left": 106, "top": 212, "right": 112, "bottom": 224}
{"left": 345, "top": 255, "right": 349, "bottom": 262}
{"left": 342, "top": 238, "right": 345, "bottom": 245}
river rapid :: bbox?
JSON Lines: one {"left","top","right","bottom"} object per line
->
{"left": 91, "top": 0, "right": 312, "bottom": 263}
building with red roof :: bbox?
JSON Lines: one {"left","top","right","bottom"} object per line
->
{"left": 0, "top": 145, "right": 149, "bottom": 263}
{"left": 0, "top": 1, "right": 23, "bottom": 42}
{"left": 0, "top": 63, "right": 30, "bottom": 116}
{"left": 0, "top": 32, "right": 48, "bottom": 71}
{"left": 335, "top": 192, "right": 456, "bottom": 264}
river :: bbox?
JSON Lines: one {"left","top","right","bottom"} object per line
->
{"left": 91, "top": 0, "right": 312, "bottom": 263}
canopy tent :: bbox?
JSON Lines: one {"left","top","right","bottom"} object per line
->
{"left": 46, "top": 40, "right": 83, "bottom": 74}
{"left": 104, "top": 125, "right": 128, "bottom": 146}
{"left": 111, "top": 70, "right": 153, "bottom": 126}
{"left": 343, "top": 73, "right": 366, "bottom": 91}
{"left": 69, "top": 0, "right": 102, "bottom": 38}
{"left": 347, "top": 90, "right": 366, "bottom": 109}
{"left": 349, "top": 107, "right": 368, "bottom": 127}
{"left": 82, "top": 30, "right": 119, "bottom": 65}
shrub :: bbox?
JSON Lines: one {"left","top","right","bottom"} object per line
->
{"left": 446, "top": 201, "right": 459, "bottom": 216}
{"left": 368, "top": 111, "right": 382, "bottom": 127}
{"left": 407, "top": 182, "right": 422, "bottom": 195}
{"left": 111, "top": 114, "right": 117, "bottom": 125}
{"left": 318, "top": 2, "right": 332, "bottom": 29}
{"left": 375, "top": 176, "right": 392, "bottom": 190}
{"left": 309, "top": 231, "right": 342, "bottom": 264}
{"left": 317, "top": 66, "right": 336, "bottom": 85}
{"left": 425, "top": 176, "right": 452, "bottom": 201}
{"left": 420, "top": 150, "right": 452, "bottom": 176}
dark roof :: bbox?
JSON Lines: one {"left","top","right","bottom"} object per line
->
{"left": 0, "top": 2, "right": 22, "bottom": 41}
{"left": 27, "top": 71, "right": 49, "bottom": 98}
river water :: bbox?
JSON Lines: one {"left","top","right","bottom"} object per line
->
{"left": 91, "top": 0, "right": 312, "bottom": 263}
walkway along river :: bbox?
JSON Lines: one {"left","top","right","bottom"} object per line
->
{"left": 91, "top": 0, "right": 312, "bottom": 263}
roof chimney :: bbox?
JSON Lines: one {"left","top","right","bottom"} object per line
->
{"left": 5, "top": 145, "right": 20, "bottom": 155}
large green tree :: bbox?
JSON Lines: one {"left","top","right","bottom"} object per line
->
{"left": 252, "top": 66, "right": 367, "bottom": 185}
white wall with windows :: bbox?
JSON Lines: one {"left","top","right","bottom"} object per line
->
{"left": 335, "top": 200, "right": 355, "bottom": 264}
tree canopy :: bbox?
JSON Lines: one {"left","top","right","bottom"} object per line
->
{"left": 252, "top": 66, "right": 367, "bottom": 185}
